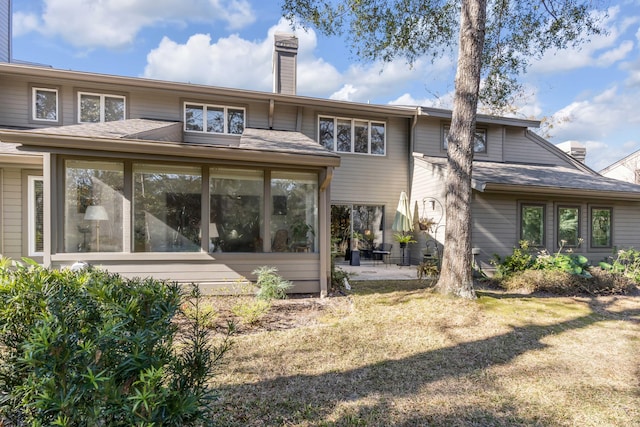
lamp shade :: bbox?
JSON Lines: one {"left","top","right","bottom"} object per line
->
{"left": 84, "top": 205, "right": 108, "bottom": 221}
{"left": 209, "top": 223, "right": 219, "bottom": 239}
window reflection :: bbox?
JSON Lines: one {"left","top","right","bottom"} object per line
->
{"left": 133, "top": 164, "right": 201, "bottom": 252}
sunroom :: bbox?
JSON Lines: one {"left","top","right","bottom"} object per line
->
{"left": 1, "top": 121, "right": 340, "bottom": 295}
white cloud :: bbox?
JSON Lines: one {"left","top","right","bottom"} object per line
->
{"left": 143, "top": 17, "right": 343, "bottom": 94}
{"left": 14, "top": 0, "right": 256, "bottom": 49}
{"left": 11, "top": 12, "right": 39, "bottom": 37}
{"left": 531, "top": 6, "right": 636, "bottom": 73}
{"left": 547, "top": 85, "right": 640, "bottom": 170}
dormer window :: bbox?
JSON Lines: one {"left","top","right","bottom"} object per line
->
{"left": 184, "top": 102, "right": 245, "bottom": 135}
{"left": 442, "top": 125, "right": 487, "bottom": 153}
{"left": 78, "top": 92, "right": 126, "bottom": 123}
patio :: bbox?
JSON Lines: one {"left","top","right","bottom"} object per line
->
{"left": 336, "top": 260, "right": 418, "bottom": 281}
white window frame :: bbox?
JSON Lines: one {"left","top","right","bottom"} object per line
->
{"left": 28, "top": 176, "right": 44, "bottom": 257}
{"left": 317, "top": 116, "right": 386, "bottom": 156}
{"left": 77, "top": 91, "right": 126, "bottom": 123}
{"left": 32, "top": 87, "right": 59, "bottom": 122}
{"left": 183, "top": 102, "right": 245, "bottom": 135}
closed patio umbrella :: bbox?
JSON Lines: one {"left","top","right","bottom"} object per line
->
{"left": 392, "top": 191, "right": 413, "bottom": 233}
{"left": 392, "top": 191, "right": 413, "bottom": 265}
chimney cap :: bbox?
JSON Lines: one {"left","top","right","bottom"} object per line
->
{"left": 274, "top": 33, "right": 298, "bottom": 51}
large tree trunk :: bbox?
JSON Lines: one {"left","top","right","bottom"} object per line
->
{"left": 435, "top": 0, "right": 487, "bottom": 299}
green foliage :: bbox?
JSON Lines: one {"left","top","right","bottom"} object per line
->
{"left": 0, "top": 263, "right": 232, "bottom": 426}
{"left": 491, "top": 240, "right": 535, "bottom": 278}
{"left": 417, "top": 261, "right": 439, "bottom": 281}
{"left": 535, "top": 251, "right": 591, "bottom": 277}
{"left": 231, "top": 300, "right": 272, "bottom": 325}
{"left": 282, "top": 0, "right": 606, "bottom": 111}
{"left": 393, "top": 233, "right": 417, "bottom": 245}
{"left": 599, "top": 248, "right": 640, "bottom": 283}
{"left": 253, "top": 266, "right": 292, "bottom": 301}
{"left": 330, "top": 254, "right": 351, "bottom": 294}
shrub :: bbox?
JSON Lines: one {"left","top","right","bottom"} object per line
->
{"left": 231, "top": 299, "right": 272, "bottom": 325}
{"left": 0, "top": 261, "right": 232, "bottom": 426}
{"left": 599, "top": 248, "right": 640, "bottom": 283}
{"left": 499, "top": 268, "right": 637, "bottom": 296}
{"left": 491, "top": 240, "right": 535, "bottom": 278}
{"left": 253, "top": 266, "right": 292, "bottom": 300}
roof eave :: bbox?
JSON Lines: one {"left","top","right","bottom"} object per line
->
{"left": 0, "top": 131, "right": 341, "bottom": 168}
{"left": 478, "top": 183, "right": 640, "bottom": 201}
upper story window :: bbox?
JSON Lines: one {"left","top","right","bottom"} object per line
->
{"left": 78, "top": 92, "right": 126, "bottom": 123}
{"left": 184, "top": 102, "right": 245, "bottom": 135}
{"left": 443, "top": 125, "right": 487, "bottom": 153}
{"left": 32, "top": 87, "right": 59, "bottom": 122}
{"left": 319, "top": 116, "right": 386, "bottom": 155}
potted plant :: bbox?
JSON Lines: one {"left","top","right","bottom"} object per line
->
{"left": 418, "top": 217, "right": 436, "bottom": 232}
{"left": 393, "top": 232, "right": 417, "bottom": 248}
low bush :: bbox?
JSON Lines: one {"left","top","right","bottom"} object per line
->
{"left": 0, "top": 260, "right": 232, "bottom": 426}
{"left": 499, "top": 267, "right": 637, "bottom": 296}
{"left": 231, "top": 299, "right": 272, "bottom": 325}
{"left": 253, "top": 266, "right": 292, "bottom": 300}
{"left": 492, "top": 242, "right": 640, "bottom": 296}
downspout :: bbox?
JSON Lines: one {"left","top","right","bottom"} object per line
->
{"left": 407, "top": 106, "right": 420, "bottom": 195}
{"left": 268, "top": 99, "right": 274, "bottom": 129}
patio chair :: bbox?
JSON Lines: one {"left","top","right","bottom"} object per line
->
{"left": 372, "top": 243, "right": 392, "bottom": 266}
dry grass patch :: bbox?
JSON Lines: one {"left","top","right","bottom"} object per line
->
{"left": 206, "top": 279, "right": 640, "bottom": 426}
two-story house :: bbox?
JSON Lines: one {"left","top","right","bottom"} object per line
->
{"left": 2, "top": 0, "right": 640, "bottom": 295}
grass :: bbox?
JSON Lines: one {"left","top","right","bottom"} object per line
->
{"left": 208, "top": 279, "right": 640, "bottom": 426}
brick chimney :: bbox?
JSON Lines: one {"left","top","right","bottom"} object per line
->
{"left": 0, "top": 0, "right": 10, "bottom": 63}
{"left": 273, "top": 34, "right": 298, "bottom": 95}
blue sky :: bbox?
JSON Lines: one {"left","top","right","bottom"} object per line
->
{"left": 9, "top": 0, "right": 640, "bottom": 171}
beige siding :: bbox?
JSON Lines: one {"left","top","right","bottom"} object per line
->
{"left": 470, "top": 193, "right": 640, "bottom": 274}
{"left": 408, "top": 159, "right": 446, "bottom": 264}
{"left": 51, "top": 255, "right": 320, "bottom": 294}
{"left": 2, "top": 167, "right": 21, "bottom": 258}
{"left": 413, "top": 118, "right": 505, "bottom": 162}
{"left": 503, "top": 129, "right": 574, "bottom": 166}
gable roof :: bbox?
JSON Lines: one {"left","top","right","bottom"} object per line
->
{"left": 415, "top": 155, "right": 640, "bottom": 200}
{"left": 0, "top": 119, "right": 340, "bottom": 168}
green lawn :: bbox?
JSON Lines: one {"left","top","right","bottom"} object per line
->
{"left": 208, "top": 280, "right": 640, "bottom": 426}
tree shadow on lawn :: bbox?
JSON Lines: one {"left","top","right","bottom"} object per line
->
{"left": 213, "top": 299, "right": 640, "bottom": 426}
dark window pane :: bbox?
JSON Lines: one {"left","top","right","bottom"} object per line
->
{"left": 521, "top": 205, "right": 544, "bottom": 246}
{"left": 354, "top": 121, "right": 368, "bottom": 153}
{"left": 185, "top": 104, "right": 204, "bottom": 131}
{"left": 591, "top": 208, "right": 612, "bottom": 248}
{"left": 371, "top": 122, "right": 385, "bottom": 155}
{"left": 206, "top": 107, "right": 224, "bottom": 133}
{"left": 319, "top": 118, "right": 334, "bottom": 150}
{"left": 228, "top": 108, "right": 244, "bottom": 134}
{"left": 558, "top": 207, "right": 579, "bottom": 246}
{"left": 104, "top": 96, "right": 125, "bottom": 122}
{"left": 80, "top": 94, "right": 101, "bottom": 122}
{"left": 336, "top": 119, "right": 351, "bottom": 152}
